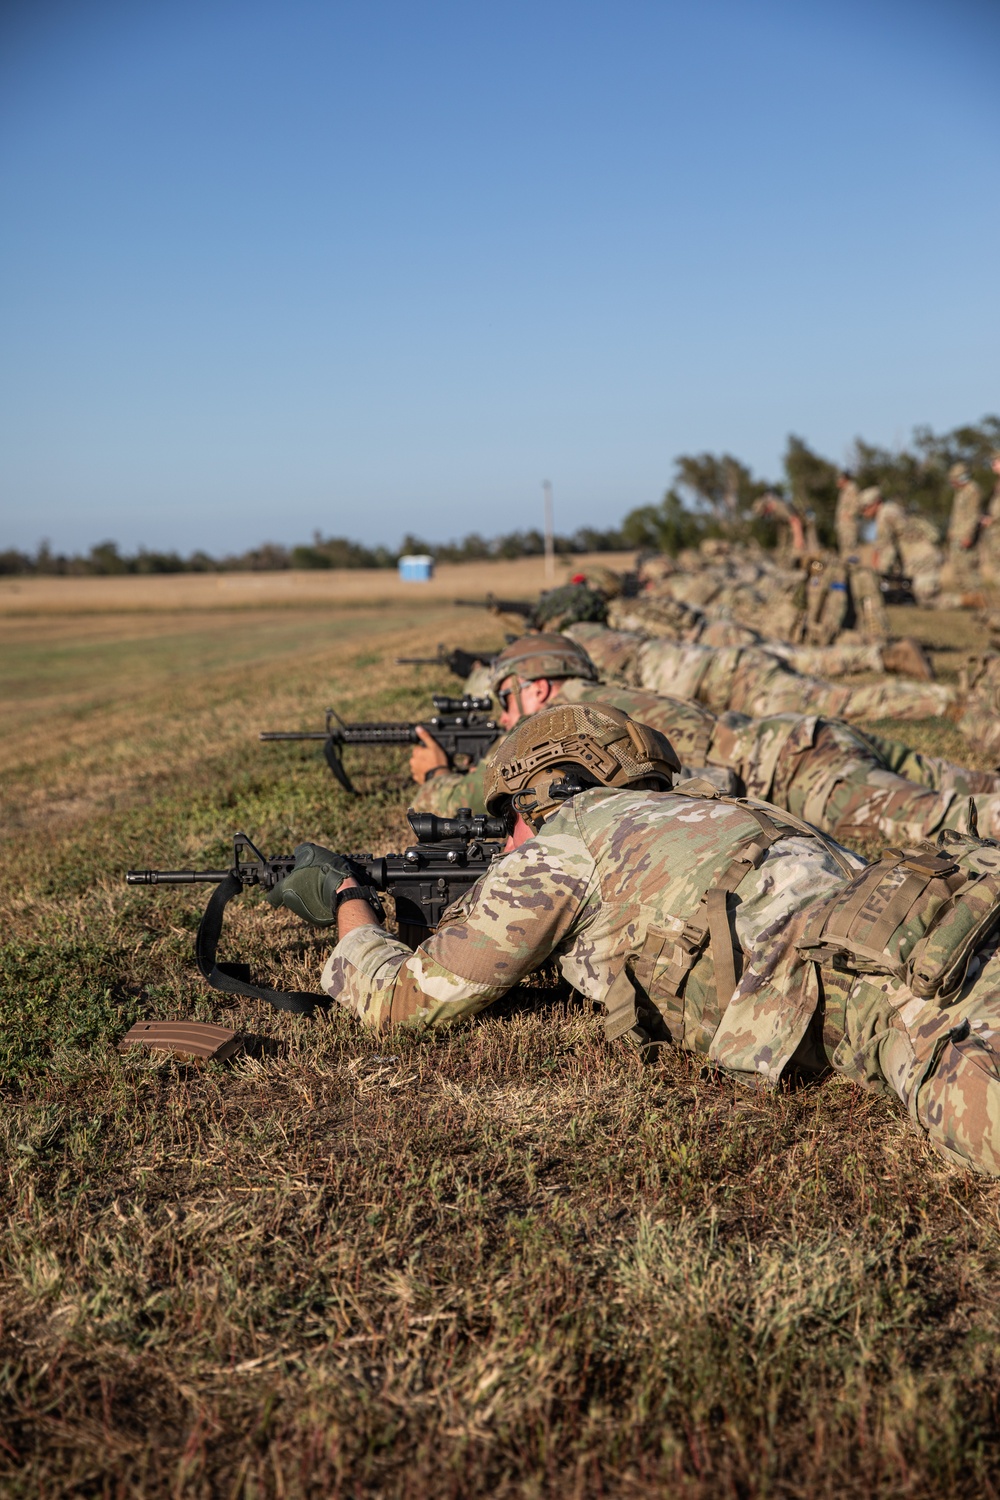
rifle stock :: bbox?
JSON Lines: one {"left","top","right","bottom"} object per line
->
{"left": 395, "top": 645, "right": 497, "bottom": 678}
{"left": 454, "top": 593, "right": 537, "bottom": 622}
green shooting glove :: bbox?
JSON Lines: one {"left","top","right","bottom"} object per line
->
{"left": 266, "top": 842, "right": 353, "bottom": 926}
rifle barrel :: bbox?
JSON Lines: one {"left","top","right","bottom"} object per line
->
{"left": 126, "top": 869, "right": 232, "bottom": 884}
{"left": 259, "top": 731, "right": 331, "bottom": 741}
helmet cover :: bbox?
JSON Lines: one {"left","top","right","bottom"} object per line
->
{"left": 488, "top": 633, "right": 600, "bottom": 693}
{"left": 484, "top": 701, "right": 680, "bottom": 830}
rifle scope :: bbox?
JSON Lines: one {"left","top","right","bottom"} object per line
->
{"left": 430, "top": 695, "right": 494, "bottom": 714}
{"left": 406, "top": 809, "right": 509, "bottom": 843}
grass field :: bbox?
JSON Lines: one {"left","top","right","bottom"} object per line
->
{"left": 4, "top": 572, "right": 1000, "bottom": 1498}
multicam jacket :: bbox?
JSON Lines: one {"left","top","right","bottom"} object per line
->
{"left": 411, "top": 680, "right": 720, "bottom": 819}
{"left": 412, "top": 678, "right": 1000, "bottom": 844}
{"left": 322, "top": 786, "right": 860, "bottom": 1056}
{"left": 949, "top": 481, "right": 984, "bottom": 552}
{"left": 565, "top": 623, "right": 956, "bottom": 723}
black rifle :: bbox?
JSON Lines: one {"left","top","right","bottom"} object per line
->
{"left": 454, "top": 593, "right": 538, "bottom": 622}
{"left": 395, "top": 645, "right": 497, "bottom": 679}
{"left": 259, "top": 696, "right": 501, "bottom": 793}
{"left": 125, "top": 810, "right": 507, "bottom": 1015}
{"left": 879, "top": 571, "right": 916, "bottom": 606}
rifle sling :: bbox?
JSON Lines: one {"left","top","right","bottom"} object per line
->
{"left": 195, "top": 873, "right": 327, "bottom": 1017}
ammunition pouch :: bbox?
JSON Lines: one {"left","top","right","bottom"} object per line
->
{"left": 796, "top": 833, "right": 1000, "bottom": 1006}
{"left": 603, "top": 787, "right": 856, "bottom": 1056}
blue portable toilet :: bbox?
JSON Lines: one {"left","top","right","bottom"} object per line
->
{"left": 398, "top": 554, "right": 435, "bottom": 581}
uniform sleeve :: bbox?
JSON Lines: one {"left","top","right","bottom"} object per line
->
{"left": 320, "top": 819, "right": 598, "bottom": 1030}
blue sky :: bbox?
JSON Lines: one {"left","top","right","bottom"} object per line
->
{"left": 1, "top": 0, "right": 998, "bottom": 555}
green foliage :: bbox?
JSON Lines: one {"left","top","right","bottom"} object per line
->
{"left": 290, "top": 531, "right": 396, "bottom": 569}
{"left": 621, "top": 415, "right": 999, "bottom": 556}
{"left": 673, "top": 451, "right": 770, "bottom": 522}
{"left": 621, "top": 489, "right": 713, "bottom": 555}
{"left": 783, "top": 434, "right": 839, "bottom": 545}
{"left": 853, "top": 415, "right": 1000, "bottom": 530}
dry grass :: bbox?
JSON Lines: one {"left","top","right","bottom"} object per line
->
{"left": 4, "top": 594, "right": 1000, "bottom": 1497}
{"left": 0, "top": 554, "right": 630, "bottom": 617}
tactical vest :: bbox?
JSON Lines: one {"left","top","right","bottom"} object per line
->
{"left": 603, "top": 783, "right": 858, "bottom": 1057}
{"left": 794, "top": 831, "right": 1000, "bottom": 1007}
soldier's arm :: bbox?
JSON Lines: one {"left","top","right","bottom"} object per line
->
{"left": 320, "top": 824, "right": 598, "bottom": 1030}
{"left": 409, "top": 725, "right": 449, "bottom": 784}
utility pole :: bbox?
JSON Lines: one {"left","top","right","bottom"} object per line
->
{"left": 542, "top": 480, "right": 555, "bottom": 583}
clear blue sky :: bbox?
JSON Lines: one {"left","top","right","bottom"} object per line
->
{"left": 1, "top": 0, "right": 997, "bottom": 556}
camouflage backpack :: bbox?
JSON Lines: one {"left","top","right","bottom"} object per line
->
{"left": 795, "top": 830, "right": 1000, "bottom": 1005}
{"left": 603, "top": 782, "right": 858, "bottom": 1056}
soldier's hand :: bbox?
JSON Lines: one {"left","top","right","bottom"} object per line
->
{"left": 410, "top": 727, "right": 449, "bottom": 784}
{"left": 266, "top": 842, "right": 352, "bottom": 926}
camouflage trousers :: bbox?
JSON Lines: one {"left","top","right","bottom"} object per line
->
{"left": 608, "top": 605, "right": 893, "bottom": 678}
{"left": 777, "top": 722, "right": 1000, "bottom": 846}
{"left": 802, "top": 952, "right": 1000, "bottom": 1175}
{"left": 957, "top": 656, "right": 1000, "bottom": 764}
{"left": 631, "top": 639, "right": 956, "bottom": 723}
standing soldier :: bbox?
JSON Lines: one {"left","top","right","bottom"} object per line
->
{"left": 977, "top": 451, "right": 1000, "bottom": 587}
{"left": 835, "top": 470, "right": 863, "bottom": 557}
{"left": 946, "top": 460, "right": 985, "bottom": 592}
{"left": 865, "top": 489, "right": 943, "bottom": 604}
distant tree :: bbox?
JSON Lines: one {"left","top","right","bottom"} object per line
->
{"left": 846, "top": 415, "right": 1000, "bottom": 531}
{"left": 782, "top": 436, "right": 838, "bottom": 547}
{"left": 82, "top": 540, "right": 129, "bottom": 575}
{"left": 0, "top": 548, "right": 33, "bottom": 575}
{"left": 570, "top": 525, "right": 629, "bottom": 552}
{"left": 673, "top": 453, "right": 767, "bottom": 524}
{"left": 621, "top": 490, "right": 709, "bottom": 555}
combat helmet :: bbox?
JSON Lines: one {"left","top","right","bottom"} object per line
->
{"left": 488, "top": 633, "right": 600, "bottom": 694}
{"left": 483, "top": 701, "right": 680, "bottom": 832}
{"left": 949, "top": 461, "right": 970, "bottom": 484}
{"left": 532, "top": 582, "right": 609, "bottom": 631}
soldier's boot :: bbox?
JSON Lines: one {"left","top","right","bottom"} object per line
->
{"left": 881, "top": 637, "right": 936, "bottom": 682}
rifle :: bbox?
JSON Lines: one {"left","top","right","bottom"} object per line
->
{"left": 395, "top": 645, "right": 497, "bottom": 679}
{"left": 879, "top": 571, "right": 916, "bottom": 606}
{"left": 259, "top": 696, "right": 501, "bottom": 793}
{"left": 125, "top": 809, "right": 508, "bottom": 1015}
{"left": 455, "top": 593, "right": 538, "bottom": 623}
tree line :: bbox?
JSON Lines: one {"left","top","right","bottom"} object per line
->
{"left": 3, "top": 414, "right": 997, "bottom": 576}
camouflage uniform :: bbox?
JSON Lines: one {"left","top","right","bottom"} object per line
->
{"left": 835, "top": 479, "right": 864, "bottom": 557}
{"left": 323, "top": 788, "right": 1000, "bottom": 1174}
{"left": 977, "top": 464, "right": 1000, "bottom": 587}
{"left": 322, "top": 786, "right": 858, "bottom": 1045}
{"left": 713, "top": 833, "right": 1000, "bottom": 1174}
{"left": 609, "top": 598, "right": 899, "bottom": 678}
{"left": 847, "top": 563, "right": 891, "bottom": 644}
{"left": 873, "top": 501, "right": 943, "bottom": 605}
{"left": 566, "top": 624, "right": 956, "bottom": 722}
{"left": 946, "top": 466, "right": 985, "bottom": 593}
{"left": 416, "top": 677, "right": 1000, "bottom": 843}
{"left": 957, "top": 655, "right": 1000, "bottom": 763}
